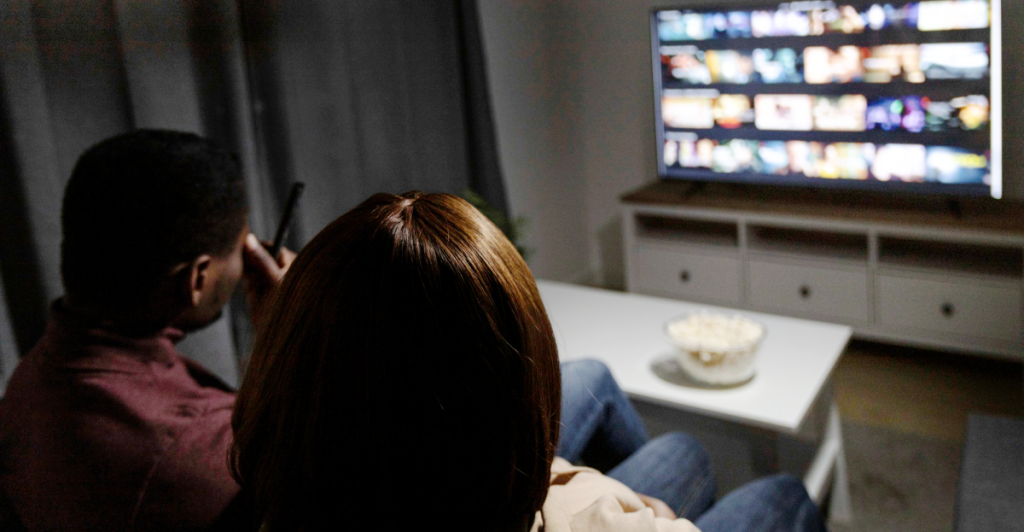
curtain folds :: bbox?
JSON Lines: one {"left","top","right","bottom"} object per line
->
{"left": 238, "top": 0, "right": 509, "bottom": 244}
{"left": 0, "top": 0, "right": 508, "bottom": 391}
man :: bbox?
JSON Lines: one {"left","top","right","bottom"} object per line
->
{"left": 0, "top": 130, "right": 292, "bottom": 531}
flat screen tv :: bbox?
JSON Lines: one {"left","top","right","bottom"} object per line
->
{"left": 651, "top": 1, "right": 1002, "bottom": 198}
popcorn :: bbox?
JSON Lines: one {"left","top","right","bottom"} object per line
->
{"left": 666, "top": 313, "right": 763, "bottom": 353}
{"left": 665, "top": 312, "right": 765, "bottom": 385}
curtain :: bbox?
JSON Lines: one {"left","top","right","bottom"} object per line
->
{"left": 0, "top": 277, "right": 17, "bottom": 391}
{"left": 239, "top": 0, "right": 507, "bottom": 242}
{"left": 0, "top": 0, "right": 508, "bottom": 391}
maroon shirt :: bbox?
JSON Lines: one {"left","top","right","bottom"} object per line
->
{"left": 0, "top": 301, "right": 240, "bottom": 531}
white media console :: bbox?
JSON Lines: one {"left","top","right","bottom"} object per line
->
{"left": 621, "top": 182, "right": 1024, "bottom": 359}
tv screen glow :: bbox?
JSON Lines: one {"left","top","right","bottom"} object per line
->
{"left": 651, "top": 0, "right": 1002, "bottom": 198}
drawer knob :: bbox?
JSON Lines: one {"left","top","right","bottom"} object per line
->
{"left": 680, "top": 270, "right": 690, "bottom": 283}
{"left": 799, "top": 285, "right": 812, "bottom": 299}
{"left": 941, "top": 303, "right": 955, "bottom": 318}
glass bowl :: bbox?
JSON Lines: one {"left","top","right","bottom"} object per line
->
{"left": 664, "top": 311, "right": 765, "bottom": 386}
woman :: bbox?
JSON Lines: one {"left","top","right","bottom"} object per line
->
{"left": 231, "top": 192, "right": 825, "bottom": 531}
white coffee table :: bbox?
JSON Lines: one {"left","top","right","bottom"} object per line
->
{"left": 537, "top": 280, "right": 853, "bottom": 521}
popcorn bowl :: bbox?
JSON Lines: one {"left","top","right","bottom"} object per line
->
{"left": 664, "top": 312, "right": 765, "bottom": 386}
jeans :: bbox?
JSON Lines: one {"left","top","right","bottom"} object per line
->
{"left": 558, "top": 359, "right": 827, "bottom": 532}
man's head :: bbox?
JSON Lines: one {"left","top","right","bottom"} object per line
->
{"left": 61, "top": 129, "right": 249, "bottom": 331}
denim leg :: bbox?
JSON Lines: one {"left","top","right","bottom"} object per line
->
{"left": 694, "top": 474, "right": 828, "bottom": 532}
{"left": 606, "top": 432, "right": 717, "bottom": 522}
{"left": 557, "top": 359, "right": 649, "bottom": 471}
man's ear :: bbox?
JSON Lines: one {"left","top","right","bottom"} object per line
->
{"left": 176, "top": 255, "right": 213, "bottom": 308}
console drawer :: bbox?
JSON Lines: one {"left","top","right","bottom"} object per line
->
{"left": 631, "top": 246, "right": 741, "bottom": 304}
{"left": 748, "top": 260, "right": 869, "bottom": 322}
{"left": 877, "top": 275, "right": 1022, "bottom": 342}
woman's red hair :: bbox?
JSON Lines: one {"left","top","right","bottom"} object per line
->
{"left": 231, "top": 192, "right": 560, "bottom": 531}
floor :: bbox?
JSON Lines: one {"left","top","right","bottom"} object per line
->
{"left": 834, "top": 340, "right": 1024, "bottom": 444}
{"left": 829, "top": 341, "right": 1023, "bottom": 532}
{"left": 830, "top": 420, "right": 962, "bottom": 532}
{"left": 635, "top": 339, "right": 1024, "bottom": 532}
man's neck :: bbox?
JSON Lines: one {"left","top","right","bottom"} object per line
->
{"left": 61, "top": 296, "right": 176, "bottom": 337}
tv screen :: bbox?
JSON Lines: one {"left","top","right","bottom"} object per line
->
{"left": 652, "top": 1, "right": 1002, "bottom": 198}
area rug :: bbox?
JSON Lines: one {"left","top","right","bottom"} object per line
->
{"left": 830, "top": 422, "right": 961, "bottom": 532}
{"left": 633, "top": 400, "right": 961, "bottom": 531}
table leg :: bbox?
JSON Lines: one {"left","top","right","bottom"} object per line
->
{"left": 826, "top": 402, "right": 852, "bottom": 523}
{"left": 801, "top": 401, "right": 852, "bottom": 522}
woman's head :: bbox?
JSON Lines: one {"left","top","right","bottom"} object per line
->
{"left": 231, "top": 192, "right": 560, "bottom": 530}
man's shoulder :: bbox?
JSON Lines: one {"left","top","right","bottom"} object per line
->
{"left": 0, "top": 334, "right": 239, "bottom": 526}
{"left": 0, "top": 332, "right": 235, "bottom": 435}
{"left": 179, "top": 354, "right": 237, "bottom": 394}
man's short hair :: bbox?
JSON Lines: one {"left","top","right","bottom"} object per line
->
{"left": 61, "top": 129, "right": 248, "bottom": 310}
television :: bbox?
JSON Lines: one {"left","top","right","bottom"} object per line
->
{"left": 651, "top": 0, "right": 1002, "bottom": 198}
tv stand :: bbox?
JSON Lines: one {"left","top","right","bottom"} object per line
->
{"left": 947, "top": 198, "right": 964, "bottom": 219}
{"left": 680, "top": 181, "right": 707, "bottom": 201}
{"left": 621, "top": 181, "right": 1024, "bottom": 359}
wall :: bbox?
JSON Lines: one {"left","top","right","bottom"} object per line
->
{"left": 476, "top": 1, "right": 591, "bottom": 283}
{"left": 479, "top": 0, "right": 1024, "bottom": 289}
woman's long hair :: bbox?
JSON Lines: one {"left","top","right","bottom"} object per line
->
{"left": 230, "top": 192, "right": 561, "bottom": 530}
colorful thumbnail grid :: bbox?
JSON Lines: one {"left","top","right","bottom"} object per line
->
{"left": 662, "top": 92, "right": 988, "bottom": 132}
{"left": 663, "top": 137, "right": 989, "bottom": 184}
{"left": 657, "top": 1, "right": 990, "bottom": 41}
{"left": 661, "top": 42, "right": 989, "bottom": 85}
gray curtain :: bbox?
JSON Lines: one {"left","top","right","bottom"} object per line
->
{"left": 0, "top": 277, "right": 17, "bottom": 391}
{"left": 0, "top": 0, "right": 508, "bottom": 392}
{"left": 238, "top": 0, "right": 507, "bottom": 243}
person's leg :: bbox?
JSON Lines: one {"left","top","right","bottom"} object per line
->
{"left": 606, "top": 432, "right": 717, "bottom": 522}
{"left": 557, "top": 359, "right": 649, "bottom": 470}
{"left": 694, "top": 474, "right": 827, "bottom": 532}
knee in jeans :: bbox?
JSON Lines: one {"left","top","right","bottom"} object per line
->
{"left": 757, "top": 473, "right": 812, "bottom": 505}
{"left": 653, "top": 432, "right": 712, "bottom": 477}
{"left": 767, "top": 473, "right": 805, "bottom": 492}
{"left": 565, "top": 359, "right": 614, "bottom": 389}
